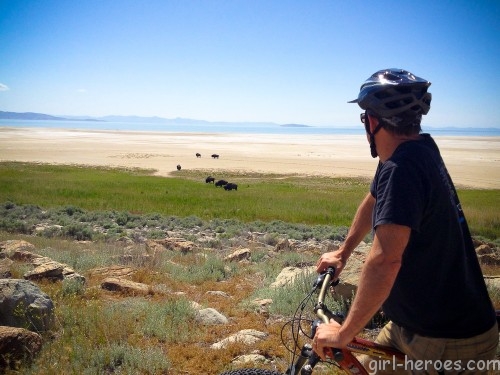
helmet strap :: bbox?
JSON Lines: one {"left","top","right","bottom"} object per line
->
{"left": 369, "top": 135, "right": 378, "bottom": 158}
{"left": 367, "top": 120, "right": 384, "bottom": 158}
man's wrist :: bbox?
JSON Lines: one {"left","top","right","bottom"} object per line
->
{"left": 337, "top": 246, "right": 352, "bottom": 264}
{"left": 337, "top": 325, "right": 355, "bottom": 348}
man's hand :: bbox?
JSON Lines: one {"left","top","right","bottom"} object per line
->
{"left": 315, "top": 250, "right": 346, "bottom": 277}
{"left": 312, "top": 319, "right": 348, "bottom": 360}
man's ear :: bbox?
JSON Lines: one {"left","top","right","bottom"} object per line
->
{"left": 367, "top": 115, "right": 379, "bottom": 133}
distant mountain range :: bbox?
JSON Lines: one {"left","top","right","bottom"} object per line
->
{"left": 2, "top": 111, "right": 498, "bottom": 132}
{"left": 0, "top": 111, "right": 102, "bottom": 122}
{"left": 0, "top": 111, "right": 311, "bottom": 127}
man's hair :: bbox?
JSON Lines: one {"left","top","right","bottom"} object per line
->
{"left": 378, "top": 111, "right": 422, "bottom": 136}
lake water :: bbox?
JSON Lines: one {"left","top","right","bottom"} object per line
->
{"left": 1, "top": 119, "right": 499, "bottom": 137}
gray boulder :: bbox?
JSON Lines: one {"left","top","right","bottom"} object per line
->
{"left": 195, "top": 308, "right": 228, "bottom": 325}
{"left": 0, "top": 279, "right": 55, "bottom": 331}
{"left": 210, "top": 329, "right": 267, "bottom": 349}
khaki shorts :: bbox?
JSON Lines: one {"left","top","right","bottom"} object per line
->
{"left": 362, "top": 321, "right": 499, "bottom": 375}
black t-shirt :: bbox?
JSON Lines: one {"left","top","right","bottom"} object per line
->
{"left": 370, "top": 134, "right": 495, "bottom": 338}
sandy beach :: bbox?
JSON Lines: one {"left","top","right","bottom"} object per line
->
{"left": 0, "top": 127, "right": 499, "bottom": 189}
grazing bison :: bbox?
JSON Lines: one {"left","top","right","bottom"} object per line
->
{"left": 196, "top": 153, "right": 201, "bottom": 158}
{"left": 215, "top": 179, "right": 228, "bottom": 187}
{"left": 224, "top": 182, "right": 238, "bottom": 191}
{"left": 211, "top": 154, "right": 219, "bottom": 159}
{"left": 205, "top": 176, "right": 215, "bottom": 184}
{"left": 176, "top": 164, "right": 181, "bottom": 171}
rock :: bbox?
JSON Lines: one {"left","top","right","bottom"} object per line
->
{"left": 224, "top": 248, "right": 251, "bottom": 262}
{"left": 275, "top": 238, "right": 291, "bottom": 252}
{"left": 252, "top": 298, "right": 273, "bottom": 307}
{"left": 148, "top": 238, "right": 196, "bottom": 253}
{"left": 331, "top": 243, "right": 369, "bottom": 301}
{"left": 252, "top": 298, "right": 273, "bottom": 316}
{"left": 0, "top": 240, "right": 36, "bottom": 258}
{"left": 24, "top": 261, "right": 64, "bottom": 281}
{"left": 205, "top": 291, "right": 231, "bottom": 298}
{"left": 101, "top": 277, "right": 150, "bottom": 295}
{"left": 478, "top": 253, "right": 500, "bottom": 266}
{"left": 0, "top": 258, "right": 13, "bottom": 278}
{"left": 231, "top": 354, "right": 269, "bottom": 365}
{"left": 270, "top": 266, "right": 316, "bottom": 288}
{"left": 61, "top": 266, "right": 86, "bottom": 284}
{"left": 4, "top": 245, "right": 86, "bottom": 284}
{"left": 196, "top": 308, "right": 228, "bottom": 325}
{"left": 0, "top": 279, "right": 55, "bottom": 331}
{"left": 145, "top": 240, "right": 167, "bottom": 255}
{"left": 485, "top": 277, "right": 500, "bottom": 290}
{"left": 269, "top": 243, "right": 368, "bottom": 299}
{"left": 88, "top": 265, "right": 136, "bottom": 278}
{"left": 0, "top": 326, "right": 43, "bottom": 370}
{"left": 10, "top": 250, "right": 44, "bottom": 262}
{"left": 476, "top": 244, "right": 494, "bottom": 255}
{"left": 210, "top": 329, "right": 268, "bottom": 349}
{"left": 189, "top": 301, "right": 203, "bottom": 310}
{"left": 62, "top": 271, "right": 87, "bottom": 285}
{"left": 24, "top": 258, "right": 86, "bottom": 284}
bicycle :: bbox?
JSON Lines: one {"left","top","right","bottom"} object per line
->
{"left": 219, "top": 267, "right": 407, "bottom": 375}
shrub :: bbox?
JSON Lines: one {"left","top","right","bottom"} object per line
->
{"left": 64, "top": 223, "right": 93, "bottom": 241}
{"left": 139, "top": 298, "right": 197, "bottom": 342}
{"left": 164, "top": 254, "right": 233, "bottom": 284}
{"left": 85, "top": 343, "right": 170, "bottom": 375}
{"left": 61, "top": 278, "right": 86, "bottom": 296}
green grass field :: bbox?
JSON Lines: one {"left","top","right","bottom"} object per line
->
{"left": 1, "top": 161, "right": 499, "bottom": 374}
{"left": 1, "top": 161, "right": 498, "bottom": 240}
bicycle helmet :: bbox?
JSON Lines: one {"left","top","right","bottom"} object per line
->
{"left": 349, "top": 68, "right": 432, "bottom": 119}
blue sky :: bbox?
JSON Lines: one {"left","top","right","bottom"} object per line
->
{"left": 0, "top": 0, "right": 499, "bottom": 127}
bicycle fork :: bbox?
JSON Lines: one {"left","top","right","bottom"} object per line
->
{"left": 285, "top": 319, "right": 335, "bottom": 375}
{"left": 285, "top": 342, "right": 320, "bottom": 375}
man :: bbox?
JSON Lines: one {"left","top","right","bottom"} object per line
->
{"left": 313, "top": 69, "right": 498, "bottom": 374}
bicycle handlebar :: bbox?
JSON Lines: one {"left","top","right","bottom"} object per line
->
{"left": 314, "top": 267, "right": 344, "bottom": 362}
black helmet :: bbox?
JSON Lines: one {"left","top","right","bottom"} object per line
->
{"left": 349, "top": 68, "right": 432, "bottom": 119}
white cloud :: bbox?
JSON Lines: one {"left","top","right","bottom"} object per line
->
{"left": 77, "top": 88, "right": 87, "bottom": 93}
{"left": 0, "top": 83, "right": 9, "bottom": 91}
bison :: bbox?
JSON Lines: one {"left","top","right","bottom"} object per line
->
{"left": 196, "top": 153, "right": 201, "bottom": 158}
{"left": 211, "top": 154, "right": 219, "bottom": 159}
{"left": 205, "top": 176, "right": 215, "bottom": 184}
{"left": 215, "top": 179, "right": 228, "bottom": 187}
{"left": 176, "top": 164, "right": 181, "bottom": 171}
{"left": 224, "top": 182, "right": 238, "bottom": 191}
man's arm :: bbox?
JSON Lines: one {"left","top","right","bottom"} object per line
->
{"left": 313, "top": 223, "right": 410, "bottom": 358}
{"left": 316, "top": 192, "right": 375, "bottom": 275}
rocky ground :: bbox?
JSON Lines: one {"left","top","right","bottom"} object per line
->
{"left": 0, "top": 230, "right": 499, "bottom": 373}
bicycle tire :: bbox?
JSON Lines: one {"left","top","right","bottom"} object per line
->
{"left": 219, "top": 369, "right": 283, "bottom": 375}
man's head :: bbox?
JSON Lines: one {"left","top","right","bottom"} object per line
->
{"left": 350, "top": 68, "right": 431, "bottom": 134}
{"left": 350, "top": 68, "right": 432, "bottom": 156}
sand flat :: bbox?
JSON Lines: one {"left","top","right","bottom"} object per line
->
{"left": 1, "top": 127, "right": 499, "bottom": 189}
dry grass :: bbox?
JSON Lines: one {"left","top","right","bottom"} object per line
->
{"left": 2, "top": 236, "right": 500, "bottom": 374}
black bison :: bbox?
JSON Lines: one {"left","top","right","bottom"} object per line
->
{"left": 176, "top": 164, "right": 181, "bottom": 171}
{"left": 196, "top": 153, "right": 201, "bottom": 158}
{"left": 211, "top": 154, "right": 219, "bottom": 159}
{"left": 215, "top": 179, "right": 228, "bottom": 187}
{"left": 224, "top": 182, "right": 238, "bottom": 191}
{"left": 205, "top": 176, "right": 215, "bottom": 184}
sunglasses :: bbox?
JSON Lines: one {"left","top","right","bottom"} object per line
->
{"left": 360, "top": 112, "right": 366, "bottom": 124}
{"left": 360, "top": 112, "right": 370, "bottom": 133}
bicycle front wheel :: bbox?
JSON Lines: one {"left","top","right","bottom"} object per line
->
{"left": 219, "top": 369, "right": 283, "bottom": 375}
